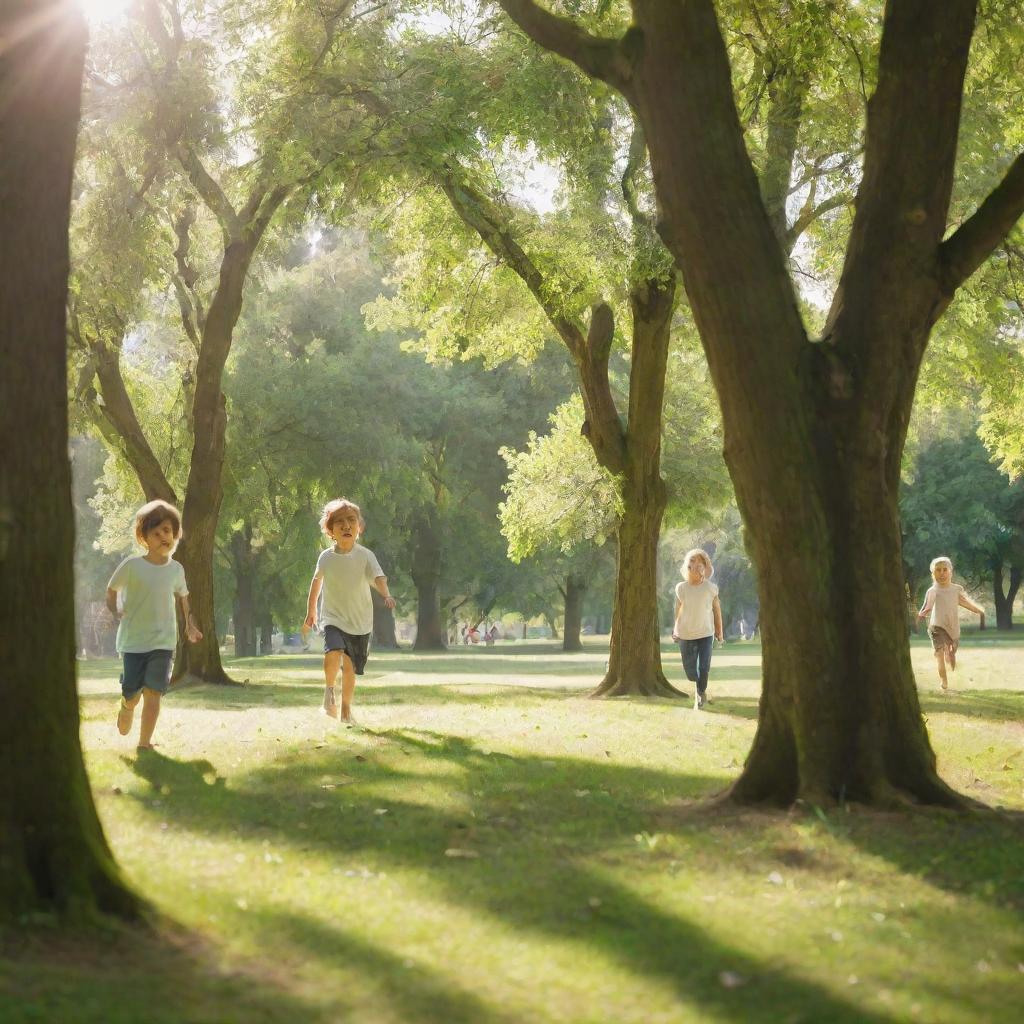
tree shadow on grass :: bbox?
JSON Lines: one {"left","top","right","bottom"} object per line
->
{"left": 122, "top": 744, "right": 899, "bottom": 1023}
{"left": 918, "top": 689, "right": 1024, "bottom": 724}
{"left": 0, "top": 920, "right": 326, "bottom": 1024}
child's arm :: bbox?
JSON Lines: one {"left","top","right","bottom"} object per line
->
{"left": 958, "top": 592, "right": 985, "bottom": 615}
{"left": 105, "top": 587, "right": 120, "bottom": 621}
{"left": 916, "top": 590, "right": 934, "bottom": 621}
{"left": 671, "top": 598, "right": 682, "bottom": 641}
{"left": 712, "top": 595, "right": 724, "bottom": 643}
{"left": 178, "top": 594, "right": 203, "bottom": 643}
{"left": 304, "top": 576, "right": 323, "bottom": 628}
{"left": 373, "top": 575, "right": 396, "bottom": 610}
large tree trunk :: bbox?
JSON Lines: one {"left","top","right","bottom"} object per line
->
{"left": 259, "top": 613, "right": 275, "bottom": 655}
{"left": 411, "top": 511, "right": 447, "bottom": 651}
{"left": 0, "top": 0, "right": 140, "bottom": 922}
{"left": 562, "top": 574, "right": 587, "bottom": 652}
{"left": 593, "top": 280, "right": 683, "bottom": 697}
{"left": 993, "top": 563, "right": 1020, "bottom": 631}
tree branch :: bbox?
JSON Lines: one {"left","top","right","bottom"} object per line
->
{"left": 786, "top": 191, "right": 852, "bottom": 249}
{"left": 939, "top": 151, "right": 1024, "bottom": 293}
{"left": 496, "top": 0, "right": 635, "bottom": 95}
{"left": 175, "top": 143, "right": 240, "bottom": 238}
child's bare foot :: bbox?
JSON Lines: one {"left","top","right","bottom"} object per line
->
{"left": 323, "top": 687, "right": 339, "bottom": 719}
{"left": 117, "top": 697, "right": 135, "bottom": 736}
{"left": 341, "top": 709, "right": 359, "bottom": 728}
{"left": 136, "top": 743, "right": 157, "bottom": 752}
{"left": 940, "top": 679, "right": 948, "bottom": 691}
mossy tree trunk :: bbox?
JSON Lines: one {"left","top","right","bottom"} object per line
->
{"left": 993, "top": 563, "right": 1020, "bottom": 631}
{"left": 500, "top": 0, "right": 1024, "bottom": 804}
{"left": 0, "top": 0, "right": 140, "bottom": 922}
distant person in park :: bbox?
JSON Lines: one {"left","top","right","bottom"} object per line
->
{"left": 917, "top": 556, "right": 985, "bottom": 692}
{"left": 107, "top": 501, "right": 203, "bottom": 751}
{"left": 304, "top": 498, "right": 395, "bottom": 725}
{"left": 671, "top": 548, "right": 724, "bottom": 711}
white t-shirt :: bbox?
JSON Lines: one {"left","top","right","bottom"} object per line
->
{"left": 315, "top": 544, "right": 384, "bottom": 636}
{"left": 673, "top": 579, "right": 719, "bottom": 640}
{"left": 922, "top": 583, "right": 965, "bottom": 640}
{"left": 107, "top": 556, "right": 188, "bottom": 653}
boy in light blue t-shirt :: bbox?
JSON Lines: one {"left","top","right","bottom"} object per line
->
{"left": 106, "top": 500, "right": 202, "bottom": 751}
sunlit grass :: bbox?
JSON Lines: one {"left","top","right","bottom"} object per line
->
{"left": 3, "top": 636, "right": 1023, "bottom": 1023}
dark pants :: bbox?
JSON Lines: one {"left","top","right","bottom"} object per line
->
{"left": 679, "top": 636, "right": 713, "bottom": 695}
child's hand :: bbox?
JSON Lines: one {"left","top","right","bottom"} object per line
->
{"left": 303, "top": 612, "right": 316, "bottom": 630}
{"left": 671, "top": 633, "right": 680, "bottom": 643}
{"left": 186, "top": 624, "right": 203, "bottom": 643}
{"left": 382, "top": 596, "right": 396, "bottom": 610}
{"left": 716, "top": 633, "right": 725, "bottom": 644}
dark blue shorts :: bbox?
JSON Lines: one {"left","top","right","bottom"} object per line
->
{"left": 121, "top": 650, "right": 173, "bottom": 699}
{"left": 322, "top": 626, "right": 370, "bottom": 674}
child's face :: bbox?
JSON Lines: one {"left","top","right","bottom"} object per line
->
{"left": 932, "top": 562, "right": 953, "bottom": 585}
{"left": 685, "top": 559, "right": 707, "bottom": 585}
{"left": 328, "top": 511, "right": 362, "bottom": 550}
{"left": 140, "top": 519, "right": 178, "bottom": 559}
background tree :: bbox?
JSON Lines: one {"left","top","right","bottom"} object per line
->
{"left": 498, "top": 0, "right": 1024, "bottom": 807}
{"left": 0, "top": 0, "right": 138, "bottom": 922}
{"left": 902, "top": 429, "right": 1023, "bottom": 629}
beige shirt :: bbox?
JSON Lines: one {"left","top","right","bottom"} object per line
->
{"left": 314, "top": 544, "right": 384, "bottom": 635}
{"left": 922, "top": 583, "right": 965, "bottom": 640}
{"left": 674, "top": 580, "right": 719, "bottom": 640}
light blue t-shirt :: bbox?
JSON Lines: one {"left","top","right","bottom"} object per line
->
{"left": 314, "top": 544, "right": 384, "bottom": 636}
{"left": 107, "top": 556, "right": 188, "bottom": 653}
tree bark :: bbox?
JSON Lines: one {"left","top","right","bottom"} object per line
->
{"left": 372, "top": 587, "right": 401, "bottom": 649}
{"left": 411, "top": 511, "right": 447, "bottom": 651}
{"left": 230, "top": 527, "right": 257, "bottom": 657}
{"left": 562, "top": 575, "right": 587, "bottom": 652}
{"left": 593, "top": 279, "right": 683, "bottom": 697}
{"left": 259, "top": 613, "right": 275, "bottom": 655}
{"left": 993, "top": 563, "right": 1020, "bottom": 631}
{"left": 0, "top": 0, "right": 140, "bottom": 922}
{"left": 497, "top": 0, "right": 1024, "bottom": 804}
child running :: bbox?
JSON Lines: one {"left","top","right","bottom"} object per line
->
{"left": 304, "top": 498, "right": 395, "bottom": 725}
{"left": 107, "top": 500, "right": 202, "bottom": 751}
{"left": 917, "top": 556, "right": 984, "bottom": 691}
{"left": 671, "top": 548, "right": 724, "bottom": 710}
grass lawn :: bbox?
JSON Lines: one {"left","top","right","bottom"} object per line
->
{"left": 3, "top": 635, "right": 1023, "bottom": 1023}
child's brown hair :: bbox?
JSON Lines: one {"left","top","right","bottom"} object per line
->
{"left": 135, "top": 500, "right": 182, "bottom": 542}
{"left": 319, "top": 498, "right": 364, "bottom": 538}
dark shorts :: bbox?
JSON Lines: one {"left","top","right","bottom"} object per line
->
{"left": 928, "top": 626, "right": 958, "bottom": 653}
{"left": 121, "top": 650, "right": 173, "bottom": 699}
{"left": 323, "top": 626, "right": 370, "bottom": 674}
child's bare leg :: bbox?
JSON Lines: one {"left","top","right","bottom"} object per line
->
{"left": 947, "top": 642, "right": 957, "bottom": 671}
{"left": 138, "top": 688, "right": 161, "bottom": 748}
{"left": 340, "top": 653, "right": 357, "bottom": 721}
{"left": 117, "top": 691, "right": 142, "bottom": 735}
{"left": 934, "top": 650, "right": 948, "bottom": 690}
{"left": 323, "top": 650, "right": 342, "bottom": 717}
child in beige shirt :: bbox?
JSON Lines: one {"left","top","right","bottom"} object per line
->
{"left": 917, "top": 556, "right": 984, "bottom": 691}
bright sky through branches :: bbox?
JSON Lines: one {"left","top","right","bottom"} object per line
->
{"left": 77, "top": 0, "right": 131, "bottom": 25}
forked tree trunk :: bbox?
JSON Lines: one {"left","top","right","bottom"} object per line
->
{"left": 993, "top": 563, "right": 1020, "bottom": 631}
{"left": 0, "top": 0, "right": 140, "bottom": 922}
{"left": 497, "top": 0, "right": 1013, "bottom": 805}
{"left": 562, "top": 574, "right": 586, "bottom": 652}
{"left": 592, "top": 280, "right": 683, "bottom": 697}
{"left": 411, "top": 512, "right": 447, "bottom": 651}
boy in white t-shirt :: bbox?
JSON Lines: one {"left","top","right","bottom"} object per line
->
{"left": 917, "top": 556, "right": 984, "bottom": 691}
{"left": 304, "top": 498, "right": 395, "bottom": 725}
{"left": 106, "top": 501, "right": 203, "bottom": 751}
{"left": 671, "top": 548, "right": 724, "bottom": 710}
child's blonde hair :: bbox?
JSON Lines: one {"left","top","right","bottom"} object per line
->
{"left": 134, "top": 500, "right": 182, "bottom": 544}
{"left": 319, "top": 498, "right": 364, "bottom": 538}
{"left": 930, "top": 556, "right": 953, "bottom": 573}
{"left": 681, "top": 548, "right": 714, "bottom": 579}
